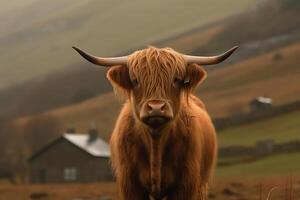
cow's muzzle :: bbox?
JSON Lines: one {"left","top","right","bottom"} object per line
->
{"left": 140, "top": 100, "right": 173, "bottom": 129}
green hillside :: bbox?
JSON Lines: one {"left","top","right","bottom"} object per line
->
{"left": 216, "top": 152, "right": 300, "bottom": 177}
{"left": 216, "top": 104, "right": 300, "bottom": 177}
{"left": 218, "top": 109, "right": 300, "bottom": 148}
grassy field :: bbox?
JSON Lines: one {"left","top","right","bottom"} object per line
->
{"left": 216, "top": 152, "right": 300, "bottom": 178}
{"left": 215, "top": 98, "right": 300, "bottom": 178}
{"left": 0, "top": 0, "right": 254, "bottom": 89}
{"left": 218, "top": 109, "right": 300, "bottom": 147}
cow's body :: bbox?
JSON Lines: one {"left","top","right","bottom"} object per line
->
{"left": 110, "top": 95, "right": 217, "bottom": 200}
{"left": 73, "top": 45, "right": 237, "bottom": 200}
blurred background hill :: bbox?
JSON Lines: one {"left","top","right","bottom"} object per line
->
{"left": 1, "top": 0, "right": 300, "bottom": 198}
{"left": 0, "top": 0, "right": 255, "bottom": 119}
{"left": 1, "top": 0, "right": 300, "bottom": 120}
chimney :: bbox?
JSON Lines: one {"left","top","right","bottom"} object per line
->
{"left": 66, "top": 122, "right": 76, "bottom": 134}
{"left": 88, "top": 121, "right": 98, "bottom": 143}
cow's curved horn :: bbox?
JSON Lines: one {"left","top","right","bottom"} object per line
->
{"left": 183, "top": 46, "right": 238, "bottom": 65}
{"left": 72, "top": 46, "right": 128, "bottom": 67}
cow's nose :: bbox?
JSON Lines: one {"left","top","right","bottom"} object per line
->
{"left": 147, "top": 101, "right": 166, "bottom": 115}
{"left": 140, "top": 100, "right": 172, "bottom": 129}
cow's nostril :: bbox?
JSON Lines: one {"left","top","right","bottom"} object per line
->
{"left": 147, "top": 103, "right": 153, "bottom": 112}
{"left": 160, "top": 104, "right": 166, "bottom": 111}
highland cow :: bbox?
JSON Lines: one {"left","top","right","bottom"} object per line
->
{"left": 73, "top": 45, "right": 237, "bottom": 200}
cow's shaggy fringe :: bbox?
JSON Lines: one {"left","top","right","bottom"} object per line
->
{"left": 128, "top": 47, "right": 186, "bottom": 99}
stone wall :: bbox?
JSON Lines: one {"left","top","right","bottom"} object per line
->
{"left": 213, "top": 100, "right": 300, "bottom": 131}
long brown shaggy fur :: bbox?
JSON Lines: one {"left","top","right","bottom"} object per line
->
{"left": 108, "top": 47, "right": 217, "bottom": 200}
{"left": 128, "top": 47, "right": 186, "bottom": 98}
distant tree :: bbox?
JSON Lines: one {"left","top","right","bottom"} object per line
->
{"left": 0, "top": 115, "right": 62, "bottom": 183}
{"left": 23, "top": 114, "right": 62, "bottom": 153}
{"left": 0, "top": 120, "right": 24, "bottom": 182}
{"left": 0, "top": 120, "right": 12, "bottom": 154}
{"left": 0, "top": 120, "right": 13, "bottom": 178}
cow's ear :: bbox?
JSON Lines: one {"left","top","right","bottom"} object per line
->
{"left": 107, "top": 65, "right": 132, "bottom": 90}
{"left": 184, "top": 64, "right": 207, "bottom": 90}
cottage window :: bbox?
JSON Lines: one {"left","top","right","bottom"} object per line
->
{"left": 64, "top": 167, "right": 77, "bottom": 181}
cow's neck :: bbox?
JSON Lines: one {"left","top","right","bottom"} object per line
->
{"left": 149, "top": 133, "right": 162, "bottom": 199}
{"left": 145, "top": 113, "right": 186, "bottom": 199}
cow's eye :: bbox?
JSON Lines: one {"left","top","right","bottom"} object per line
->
{"left": 173, "top": 77, "right": 184, "bottom": 88}
{"left": 131, "top": 79, "right": 138, "bottom": 87}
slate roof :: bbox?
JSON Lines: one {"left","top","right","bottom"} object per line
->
{"left": 255, "top": 96, "right": 272, "bottom": 104}
{"left": 63, "top": 133, "right": 110, "bottom": 157}
{"left": 28, "top": 133, "right": 110, "bottom": 162}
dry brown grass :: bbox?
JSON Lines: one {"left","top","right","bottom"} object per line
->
{"left": 0, "top": 176, "right": 299, "bottom": 200}
{"left": 211, "top": 176, "right": 300, "bottom": 200}
{"left": 0, "top": 181, "right": 117, "bottom": 200}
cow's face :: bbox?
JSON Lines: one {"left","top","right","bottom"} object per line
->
{"left": 107, "top": 47, "right": 207, "bottom": 130}
{"left": 73, "top": 45, "right": 237, "bottom": 130}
